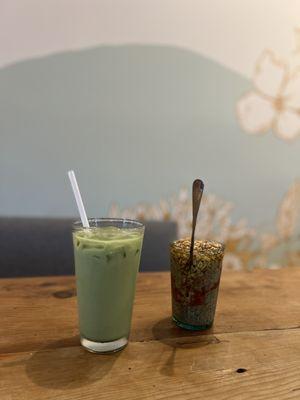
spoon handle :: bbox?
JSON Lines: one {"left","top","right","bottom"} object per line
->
{"left": 189, "top": 179, "right": 204, "bottom": 266}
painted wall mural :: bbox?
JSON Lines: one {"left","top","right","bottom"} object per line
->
{"left": 1, "top": 1, "right": 300, "bottom": 270}
{"left": 109, "top": 180, "right": 300, "bottom": 270}
{"left": 108, "top": 26, "right": 300, "bottom": 270}
{"left": 237, "top": 37, "right": 300, "bottom": 141}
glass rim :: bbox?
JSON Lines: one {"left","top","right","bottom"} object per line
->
{"left": 73, "top": 217, "right": 145, "bottom": 230}
{"left": 171, "top": 238, "right": 225, "bottom": 249}
{"left": 170, "top": 238, "right": 225, "bottom": 260}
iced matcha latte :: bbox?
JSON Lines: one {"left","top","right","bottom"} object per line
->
{"left": 73, "top": 218, "right": 144, "bottom": 353}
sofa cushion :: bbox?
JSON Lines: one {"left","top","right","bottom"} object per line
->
{"left": 0, "top": 218, "right": 177, "bottom": 277}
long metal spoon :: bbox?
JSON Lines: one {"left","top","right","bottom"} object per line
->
{"left": 187, "top": 179, "right": 204, "bottom": 268}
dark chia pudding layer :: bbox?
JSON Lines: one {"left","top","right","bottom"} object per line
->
{"left": 170, "top": 239, "right": 225, "bottom": 330}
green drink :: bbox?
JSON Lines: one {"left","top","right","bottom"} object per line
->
{"left": 72, "top": 218, "right": 144, "bottom": 353}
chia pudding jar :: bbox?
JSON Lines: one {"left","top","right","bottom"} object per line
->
{"left": 170, "top": 239, "right": 225, "bottom": 330}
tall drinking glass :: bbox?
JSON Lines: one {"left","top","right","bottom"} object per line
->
{"left": 72, "top": 218, "right": 144, "bottom": 353}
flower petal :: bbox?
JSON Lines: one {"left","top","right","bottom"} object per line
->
{"left": 254, "top": 50, "right": 288, "bottom": 98}
{"left": 223, "top": 253, "right": 243, "bottom": 270}
{"left": 273, "top": 109, "right": 300, "bottom": 141}
{"left": 283, "top": 68, "right": 300, "bottom": 110}
{"left": 236, "top": 91, "right": 275, "bottom": 134}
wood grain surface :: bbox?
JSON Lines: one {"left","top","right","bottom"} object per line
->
{"left": 0, "top": 268, "right": 299, "bottom": 399}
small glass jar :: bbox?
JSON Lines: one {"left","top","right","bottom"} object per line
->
{"left": 170, "top": 239, "right": 225, "bottom": 330}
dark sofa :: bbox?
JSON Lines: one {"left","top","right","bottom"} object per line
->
{"left": 0, "top": 218, "right": 177, "bottom": 277}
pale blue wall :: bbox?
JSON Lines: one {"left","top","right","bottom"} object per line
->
{"left": 1, "top": 45, "right": 299, "bottom": 226}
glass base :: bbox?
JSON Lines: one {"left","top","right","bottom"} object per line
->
{"left": 80, "top": 336, "right": 128, "bottom": 354}
{"left": 173, "top": 316, "right": 213, "bottom": 331}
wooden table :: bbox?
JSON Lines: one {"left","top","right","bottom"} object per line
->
{"left": 0, "top": 268, "right": 299, "bottom": 399}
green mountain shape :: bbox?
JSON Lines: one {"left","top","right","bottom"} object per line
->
{"left": 1, "top": 44, "right": 299, "bottom": 226}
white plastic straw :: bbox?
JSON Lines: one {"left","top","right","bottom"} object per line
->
{"left": 68, "top": 170, "right": 90, "bottom": 228}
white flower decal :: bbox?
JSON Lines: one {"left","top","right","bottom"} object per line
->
{"left": 109, "top": 180, "right": 300, "bottom": 270}
{"left": 237, "top": 50, "right": 300, "bottom": 141}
